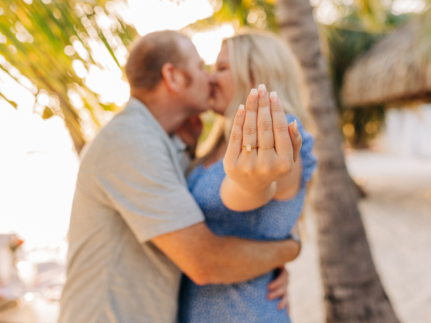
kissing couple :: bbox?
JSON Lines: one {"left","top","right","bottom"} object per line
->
{"left": 59, "top": 29, "right": 317, "bottom": 323}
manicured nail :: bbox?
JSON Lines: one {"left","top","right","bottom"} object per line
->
{"left": 293, "top": 120, "right": 299, "bottom": 135}
{"left": 270, "top": 91, "right": 278, "bottom": 103}
{"left": 258, "top": 84, "right": 266, "bottom": 97}
{"left": 237, "top": 104, "right": 245, "bottom": 116}
{"left": 249, "top": 88, "right": 258, "bottom": 102}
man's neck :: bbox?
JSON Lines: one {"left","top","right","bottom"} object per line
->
{"left": 132, "top": 92, "right": 188, "bottom": 135}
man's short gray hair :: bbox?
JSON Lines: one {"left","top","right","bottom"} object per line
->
{"left": 125, "top": 30, "right": 190, "bottom": 91}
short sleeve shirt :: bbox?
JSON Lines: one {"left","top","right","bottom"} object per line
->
{"left": 59, "top": 98, "right": 204, "bottom": 323}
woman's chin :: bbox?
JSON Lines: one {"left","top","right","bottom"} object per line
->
{"left": 210, "top": 106, "right": 226, "bottom": 116}
{"left": 209, "top": 100, "right": 227, "bottom": 116}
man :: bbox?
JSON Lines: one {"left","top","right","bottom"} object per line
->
{"left": 59, "top": 30, "right": 299, "bottom": 323}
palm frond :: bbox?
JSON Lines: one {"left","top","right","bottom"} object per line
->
{"left": 0, "top": 0, "right": 137, "bottom": 153}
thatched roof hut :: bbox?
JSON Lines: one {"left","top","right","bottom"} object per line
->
{"left": 341, "top": 17, "right": 431, "bottom": 108}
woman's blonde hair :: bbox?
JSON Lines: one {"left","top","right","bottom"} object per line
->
{"left": 196, "top": 29, "right": 311, "bottom": 162}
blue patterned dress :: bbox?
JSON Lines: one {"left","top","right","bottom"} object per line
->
{"left": 178, "top": 115, "right": 317, "bottom": 323}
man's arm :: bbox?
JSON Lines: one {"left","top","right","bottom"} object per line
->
{"left": 152, "top": 222, "right": 300, "bottom": 285}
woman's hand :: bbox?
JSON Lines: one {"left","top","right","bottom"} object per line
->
{"left": 222, "top": 84, "right": 302, "bottom": 204}
{"left": 268, "top": 266, "right": 290, "bottom": 314}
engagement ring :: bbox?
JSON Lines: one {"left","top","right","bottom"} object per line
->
{"left": 242, "top": 145, "right": 257, "bottom": 151}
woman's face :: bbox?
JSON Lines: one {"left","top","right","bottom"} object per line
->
{"left": 210, "top": 43, "right": 235, "bottom": 115}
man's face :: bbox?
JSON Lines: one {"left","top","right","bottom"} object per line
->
{"left": 176, "top": 38, "right": 211, "bottom": 115}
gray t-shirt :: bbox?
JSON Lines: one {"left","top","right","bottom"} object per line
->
{"left": 59, "top": 98, "right": 204, "bottom": 323}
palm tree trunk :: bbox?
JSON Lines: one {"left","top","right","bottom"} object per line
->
{"left": 276, "top": 1, "right": 399, "bottom": 322}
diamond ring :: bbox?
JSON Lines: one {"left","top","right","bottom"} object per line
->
{"left": 242, "top": 145, "right": 257, "bottom": 152}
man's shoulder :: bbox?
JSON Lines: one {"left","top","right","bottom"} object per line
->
{"left": 96, "top": 107, "right": 161, "bottom": 149}
{"left": 80, "top": 106, "right": 166, "bottom": 169}
{"left": 105, "top": 104, "right": 154, "bottom": 137}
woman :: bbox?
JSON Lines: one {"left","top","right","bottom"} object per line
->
{"left": 179, "top": 31, "right": 317, "bottom": 323}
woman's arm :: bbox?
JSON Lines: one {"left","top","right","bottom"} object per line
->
{"left": 220, "top": 85, "right": 303, "bottom": 211}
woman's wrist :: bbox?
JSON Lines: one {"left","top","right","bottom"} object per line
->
{"left": 226, "top": 175, "right": 275, "bottom": 196}
{"left": 220, "top": 177, "right": 276, "bottom": 211}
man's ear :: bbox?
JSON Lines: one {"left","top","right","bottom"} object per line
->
{"left": 161, "top": 63, "right": 180, "bottom": 93}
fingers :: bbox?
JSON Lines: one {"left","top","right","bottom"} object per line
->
{"left": 256, "top": 84, "right": 274, "bottom": 151}
{"left": 278, "top": 294, "right": 290, "bottom": 313}
{"left": 268, "top": 284, "right": 288, "bottom": 301}
{"left": 267, "top": 267, "right": 289, "bottom": 301}
{"left": 268, "top": 267, "right": 290, "bottom": 312}
{"left": 268, "top": 267, "right": 288, "bottom": 291}
{"left": 288, "top": 120, "right": 302, "bottom": 163}
{"left": 224, "top": 104, "right": 246, "bottom": 164}
{"left": 242, "top": 89, "right": 258, "bottom": 152}
{"left": 269, "top": 91, "right": 293, "bottom": 159}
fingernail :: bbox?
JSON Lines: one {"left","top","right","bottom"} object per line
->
{"left": 293, "top": 120, "right": 299, "bottom": 135}
{"left": 258, "top": 84, "right": 266, "bottom": 97}
{"left": 238, "top": 104, "right": 245, "bottom": 116}
{"left": 270, "top": 91, "right": 278, "bottom": 103}
{"left": 249, "top": 89, "right": 258, "bottom": 102}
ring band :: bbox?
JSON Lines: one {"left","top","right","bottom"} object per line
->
{"left": 242, "top": 145, "right": 274, "bottom": 151}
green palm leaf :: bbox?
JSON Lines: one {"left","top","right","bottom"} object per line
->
{"left": 0, "top": 0, "right": 137, "bottom": 153}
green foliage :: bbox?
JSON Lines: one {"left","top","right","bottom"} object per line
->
{"left": 321, "top": 2, "right": 414, "bottom": 147}
{"left": 327, "top": 0, "right": 412, "bottom": 33}
{"left": 188, "top": 0, "right": 278, "bottom": 32}
{"left": 0, "top": 0, "right": 137, "bottom": 152}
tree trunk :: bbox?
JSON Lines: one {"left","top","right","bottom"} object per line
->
{"left": 276, "top": 1, "right": 399, "bottom": 322}
{"left": 64, "top": 117, "right": 86, "bottom": 155}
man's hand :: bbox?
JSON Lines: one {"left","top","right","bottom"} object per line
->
{"left": 268, "top": 266, "right": 290, "bottom": 314}
{"left": 176, "top": 116, "right": 203, "bottom": 158}
{"left": 223, "top": 84, "right": 302, "bottom": 194}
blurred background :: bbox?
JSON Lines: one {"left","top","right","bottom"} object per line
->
{"left": 0, "top": 0, "right": 430, "bottom": 322}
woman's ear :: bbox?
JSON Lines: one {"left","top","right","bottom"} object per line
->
{"left": 161, "top": 63, "right": 179, "bottom": 93}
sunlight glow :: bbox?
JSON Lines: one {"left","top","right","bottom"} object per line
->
{"left": 85, "top": 64, "right": 130, "bottom": 106}
{"left": 192, "top": 24, "right": 235, "bottom": 65}
{"left": 315, "top": 0, "right": 339, "bottom": 25}
{"left": 129, "top": 0, "right": 214, "bottom": 36}
{"left": 24, "top": 292, "right": 35, "bottom": 302}
{"left": 391, "top": 0, "right": 427, "bottom": 15}
{"left": 0, "top": 102, "right": 79, "bottom": 250}
{"left": 0, "top": 69, "right": 35, "bottom": 114}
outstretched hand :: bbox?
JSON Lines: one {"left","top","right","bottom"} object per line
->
{"left": 223, "top": 84, "right": 302, "bottom": 194}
